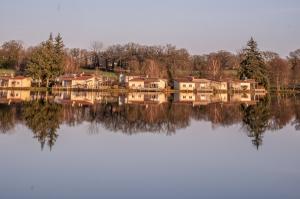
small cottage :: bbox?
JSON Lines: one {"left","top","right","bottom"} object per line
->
{"left": 128, "top": 77, "right": 168, "bottom": 91}
{"left": 0, "top": 75, "right": 32, "bottom": 88}
{"left": 60, "top": 74, "right": 96, "bottom": 89}
{"left": 173, "top": 77, "right": 195, "bottom": 91}
{"left": 229, "top": 79, "right": 257, "bottom": 91}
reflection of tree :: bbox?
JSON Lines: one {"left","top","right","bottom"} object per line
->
{"left": 0, "top": 104, "right": 15, "bottom": 133}
{"left": 269, "top": 95, "right": 294, "bottom": 130}
{"left": 192, "top": 103, "right": 243, "bottom": 128}
{"left": 241, "top": 96, "right": 271, "bottom": 149}
{"left": 292, "top": 96, "right": 300, "bottom": 131}
{"left": 22, "top": 100, "right": 62, "bottom": 150}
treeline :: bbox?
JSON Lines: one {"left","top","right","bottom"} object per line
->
{"left": 0, "top": 95, "right": 300, "bottom": 149}
{"left": 0, "top": 34, "right": 300, "bottom": 89}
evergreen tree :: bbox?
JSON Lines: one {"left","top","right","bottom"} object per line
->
{"left": 26, "top": 33, "right": 65, "bottom": 87}
{"left": 239, "top": 38, "right": 270, "bottom": 89}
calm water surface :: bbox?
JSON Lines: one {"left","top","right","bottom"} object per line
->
{"left": 0, "top": 91, "right": 299, "bottom": 199}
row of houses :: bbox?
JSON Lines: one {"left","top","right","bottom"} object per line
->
{"left": 0, "top": 73, "right": 114, "bottom": 89}
{"left": 0, "top": 73, "right": 265, "bottom": 92}
{"left": 126, "top": 76, "right": 264, "bottom": 92}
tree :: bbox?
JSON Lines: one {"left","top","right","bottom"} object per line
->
{"left": 239, "top": 38, "right": 270, "bottom": 89}
{"left": 288, "top": 49, "right": 300, "bottom": 90}
{"left": 267, "top": 57, "right": 290, "bottom": 91}
{"left": 206, "top": 53, "right": 221, "bottom": 80}
{"left": 0, "top": 40, "right": 25, "bottom": 70}
{"left": 90, "top": 41, "right": 103, "bottom": 68}
{"left": 26, "top": 34, "right": 65, "bottom": 87}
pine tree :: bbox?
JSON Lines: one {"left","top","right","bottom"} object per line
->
{"left": 27, "top": 33, "right": 65, "bottom": 87}
{"left": 239, "top": 38, "right": 270, "bottom": 89}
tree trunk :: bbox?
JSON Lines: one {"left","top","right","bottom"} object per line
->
{"left": 276, "top": 76, "right": 279, "bottom": 92}
{"left": 46, "top": 78, "right": 49, "bottom": 88}
{"left": 38, "top": 78, "right": 41, "bottom": 88}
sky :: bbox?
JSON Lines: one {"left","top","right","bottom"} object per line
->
{"left": 0, "top": 0, "right": 299, "bottom": 56}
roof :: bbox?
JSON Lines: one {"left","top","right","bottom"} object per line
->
{"left": 0, "top": 76, "right": 30, "bottom": 80}
{"left": 11, "top": 76, "right": 31, "bottom": 80}
{"left": 193, "top": 78, "right": 212, "bottom": 83}
{"left": 174, "top": 77, "right": 193, "bottom": 83}
{"left": 229, "top": 79, "right": 256, "bottom": 83}
{"left": 60, "top": 75, "right": 95, "bottom": 81}
{"left": 129, "top": 77, "right": 166, "bottom": 83}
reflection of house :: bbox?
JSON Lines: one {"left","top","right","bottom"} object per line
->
{"left": 228, "top": 79, "right": 257, "bottom": 91}
{"left": 0, "top": 90, "right": 31, "bottom": 104}
{"left": 55, "top": 91, "right": 95, "bottom": 106}
{"left": 229, "top": 93, "right": 258, "bottom": 105}
{"left": 127, "top": 92, "right": 167, "bottom": 104}
{"left": 174, "top": 92, "right": 195, "bottom": 102}
{"left": 0, "top": 75, "right": 32, "bottom": 88}
{"left": 174, "top": 93, "right": 228, "bottom": 106}
{"left": 128, "top": 77, "right": 168, "bottom": 91}
{"left": 54, "top": 91, "right": 120, "bottom": 106}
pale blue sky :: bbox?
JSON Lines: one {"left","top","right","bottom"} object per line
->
{"left": 0, "top": 0, "right": 299, "bottom": 56}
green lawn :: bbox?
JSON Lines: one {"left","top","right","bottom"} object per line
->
{"left": 223, "top": 69, "right": 238, "bottom": 76}
{"left": 79, "top": 68, "right": 118, "bottom": 79}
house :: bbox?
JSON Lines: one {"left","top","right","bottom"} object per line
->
{"left": 194, "top": 78, "right": 214, "bottom": 92}
{"left": 119, "top": 74, "right": 142, "bottom": 85}
{"left": 0, "top": 75, "right": 32, "bottom": 88}
{"left": 211, "top": 81, "right": 228, "bottom": 91}
{"left": 173, "top": 77, "right": 195, "bottom": 91}
{"left": 59, "top": 73, "right": 96, "bottom": 89}
{"left": 174, "top": 77, "right": 229, "bottom": 92}
{"left": 228, "top": 79, "right": 257, "bottom": 91}
{"left": 128, "top": 77, "right": 168, "bottom": 91}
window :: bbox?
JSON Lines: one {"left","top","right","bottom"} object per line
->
{"left": 132, "top": 84, "right": 135, "bottom": 87}
{"left": 189, "top": 96, "right": 192, "bottom": 99}
{"left": 189, "top": 84, "right": 192, "bottom": 87}
{"left": 183, "top": 84, "right": 186, "bottom": 88}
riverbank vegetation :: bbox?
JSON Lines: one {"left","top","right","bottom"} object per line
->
{"left": 0, "top": 34, "right": 299, "bottom": 91}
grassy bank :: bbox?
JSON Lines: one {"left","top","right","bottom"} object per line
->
{"left": 0, "top": 68, "right": 15, "bottom": 75}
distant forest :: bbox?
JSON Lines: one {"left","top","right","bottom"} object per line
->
{"left": 0, "top": 33, "right": 300, "bottom": 90}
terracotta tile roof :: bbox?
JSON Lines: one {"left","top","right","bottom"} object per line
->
{"left": 129, "top": 77, "right": 165, "bottom": 83}
{"left": 229, "top": 79, "right": 256, "bottom": 83}
{"left": 0, "top": 76, "right": 30, "bottom": 80}
{"left": 174, "top": 77, "right": 193, "bottom": 82}
{"left": 60, "top": 75, "right": 95, "bottom": 81}
{"left": 11, "top": 76, "right": 30, "bottom": 80}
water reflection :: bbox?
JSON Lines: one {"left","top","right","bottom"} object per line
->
{"left": 0, "top": 90, "right": 299, "bottom": 150}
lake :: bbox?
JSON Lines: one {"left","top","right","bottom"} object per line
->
{"left": 0, "top": 90, "right": 300, "bottom": 199}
